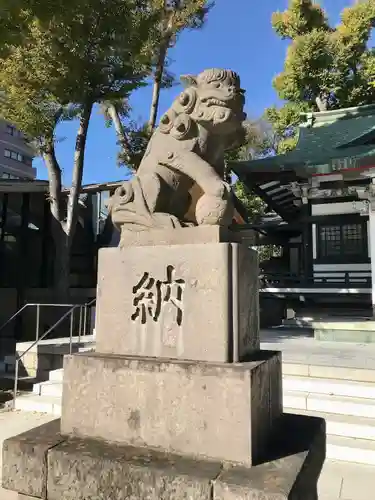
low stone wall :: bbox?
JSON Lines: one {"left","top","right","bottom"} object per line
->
{"left": 5, "top": 335, "right": 95, "bottom": 378}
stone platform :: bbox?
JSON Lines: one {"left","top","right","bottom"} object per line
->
{"left": 60, "top": 351, "right": 282, "bottom": 466}
{"left": 2, "top": 230, "right": 325, "bottom": 498}
{"left": 282, "top": 315, "right": 375, "bottom": 343}
{"left": 313, "top": 319, "right": 375, "bottom": 343}
{"left": 2, "top": 413, "right": 325, "bottom": 500}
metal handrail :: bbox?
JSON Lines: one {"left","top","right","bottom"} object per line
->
{"left": 11, "top": 297, "right": 97, "bottom": 409}
{"left": 13, "top": 305, "right": 80, "bottom": 409}
{"left": 0, "top": 302, "right": 81, "bottom": 341}
{"left": 79, "top": 297, "right": 96, "bottom": 342}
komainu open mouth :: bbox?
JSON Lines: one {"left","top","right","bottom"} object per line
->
{"left": 201, "top": 97, "right": 228, "bottom": 107}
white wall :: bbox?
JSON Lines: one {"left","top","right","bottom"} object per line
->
{"left": 311, "top": 201, "right": 367, "bottom": 216}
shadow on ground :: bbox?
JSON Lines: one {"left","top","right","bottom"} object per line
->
{"left": 261, "top": 326, "right": 314, "bottom": 343}
{"left": 0, "top": 390, "right": 13, "bottom": 408}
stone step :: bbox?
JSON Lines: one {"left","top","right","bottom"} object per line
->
{"left": 285, "top": 408, "right": 375, "bottom": 441}
{"left": 284, "top": 390, "right": 375, "bottom": 419}
{"left": 326, "top": 435, "right": 375, "bottom": 465}
{"left": 283, "top": 361, "right": 375, "bottom": 384}
{"left": 13, "top": 393, "right": 61, "bottom": 416}
{"left": 5, "top": 337, "right": 95, "bottom": 362}
{"left": 48, "top": 368, "right": 64, "bottom": 383}
{"left": 283, "top": 375, "right": 375, "bottom": 400}
{"left": 3, "top": 340, "right": 95, "bottom": 378}
{"left": 33, "top": 381, "right": 63, "bottom": 398}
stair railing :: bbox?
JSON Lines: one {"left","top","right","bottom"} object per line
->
{"left": 78, "top": 297, "right": 96, "bottom": 343}
{"left": 3, "top": 298, "right": 97, "bottom": 409}
{"left": 0, "top": 303, "right": 81, "bottom": 342}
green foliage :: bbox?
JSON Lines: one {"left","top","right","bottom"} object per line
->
{"left": 0, "top": 0, "right": 161, "bottom": 144}
{"left": 118, "top": 121, "right": 152, "bottom": 171}
{"left": 267, "top": 0, "right": 375, "bottom": 153}
{"left": 0, "top": 0, "right": 165, "bottom": 293}
{"left": 147, "top": 0, "right": 213, "bottom": 131}
{"left": 224, "top": 120, "right": 271, "bottom": 222}
{"left": 265, "top": 102, "right": 308, "bottom": 153}
{"left": 272, "top": 0, "right": 329, "bottom": 39}
{"left": 234, "top": 180, "right": 266, "bottom": 223}
{"left": 109, "top": 0, "right": 214, "bottom": 163}
{"left": 153, "top": 0, "right": 213, "bottom": 36}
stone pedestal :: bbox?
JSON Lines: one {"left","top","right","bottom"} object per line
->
{"left": 95, "top": 241, "right": 259, "bottom": 362}
{"left": 2, "top": 228, "right": 325, "bottom": 499}
{"left": 60, "top": 351, "right": 281, "bottom": 466}
{"left": 3, "top": 413, "right": 325, "bottom": 500}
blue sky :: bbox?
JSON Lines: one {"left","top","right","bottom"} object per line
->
{"left": 34, "top": 0, "right": 356, "bottom": 185}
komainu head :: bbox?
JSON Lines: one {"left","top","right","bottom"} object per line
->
{"left": 158, "top": 68, "right": 247, "bottom": 147}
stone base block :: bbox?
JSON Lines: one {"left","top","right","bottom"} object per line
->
{"left": 313, "top": 320, "right": 375, "bottom": 343}
{"left": 95, "top": 241, "right": 259, "bottom": 363}
{"left": 60, "top": 351, "right": 282, "bottom": 467}
{"left": 2, "top": 413, "right": 325, "bottom": 500}
{"left": 2, "top": 419, "right": 63, "bottom": 498}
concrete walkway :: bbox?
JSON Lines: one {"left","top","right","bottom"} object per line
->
{"left": 320, "top": 460, "right": 375, "bottom": 500}
{"left": 260, "top": 326, "right": 375, "bottom": 369}
{"left": 0, "top": 410, "right": 371, "bottom": 499}
{"left": 0, "top": 410, "right": 55, "bottom": 499}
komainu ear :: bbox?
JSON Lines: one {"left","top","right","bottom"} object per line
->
{"left": 180, "top": 74, "right": 197, "bottom": 87}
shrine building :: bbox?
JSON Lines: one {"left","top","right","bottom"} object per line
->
{"left": 231, "top": 104, "right": 375, "bottom": 325}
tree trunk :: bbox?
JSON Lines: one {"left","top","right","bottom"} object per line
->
{"left": 43, "top": 101, "right": 93, "bottom": 300}
{"left": 43, "top": 142, "right": 69, "bottom": 299}
{"left": 107, "top": 103, "right": 132, "bottom": 165}
{"left": 51, "top": 221, "right": 71, "bottom": 301}
{"left": 66, "top": 101, "right": 93, "bottom": 238}
{"left": 148, "top": 38, "right": 169, "bottom": 132}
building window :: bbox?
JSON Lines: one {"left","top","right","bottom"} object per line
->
{"left": 5, "top": 125, "right": 15, "bottom": 136}
{"left": 317, "top": 221, "right": 367, "bottom": 262}
{"left": 1, "top": 173, "right": 20, "bottom": 180}
{"left": 4, "top": 148, "right": 32, "bottom": 166}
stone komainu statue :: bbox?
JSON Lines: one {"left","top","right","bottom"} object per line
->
{"left": 109, "top": 68, "right": 247, "bottom": 241}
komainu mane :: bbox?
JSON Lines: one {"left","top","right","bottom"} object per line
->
{"left": 109, "top": 68, "right": 247, "bottom": 243}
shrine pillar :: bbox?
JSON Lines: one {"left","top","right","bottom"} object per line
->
{"left": 368, "top": 180, "right": 375, "bottom": 316}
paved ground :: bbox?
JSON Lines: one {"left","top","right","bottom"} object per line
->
{"left": 0, "top": 410, "right": 371, "bottom": 499}
{"left": 0, "top": 410, "right": 55, "bottom": 499}
{"left": 260, "top": 326, "right": 375, "bottom": 369}
{"left": 319, "top": 460, "right": 375, "bottom": 500}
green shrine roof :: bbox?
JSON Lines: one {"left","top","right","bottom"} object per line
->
{"left": 232, "top": 104, "right": 375, "bottom": 177}
{"left": 231, "top": 104, "right": 375, "bottom": 221}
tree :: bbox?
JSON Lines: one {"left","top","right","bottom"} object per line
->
{"left": 0, "top": 0, "right": 161, "bottom": 296}
{"left": 225, "top": 119, "right": 273, "bottom": 223}
{"left": 148, "top": 0, "right": 213, "bottom": 132}
{"left": 265, "top": 101, "right": 309, "bottom": 154}
{"left": 104, "top": 0, "right": 214, "bottom": 172}
{"left": 268, "top": 0, "right": 375, "bottom": 152}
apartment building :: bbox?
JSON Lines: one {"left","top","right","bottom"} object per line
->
{"left": 0, "top": 120, "right": 36, "bottom": 180}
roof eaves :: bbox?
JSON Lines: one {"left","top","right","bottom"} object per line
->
{"left": 300, "top": 103, "right": 375, "bottom": 127}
